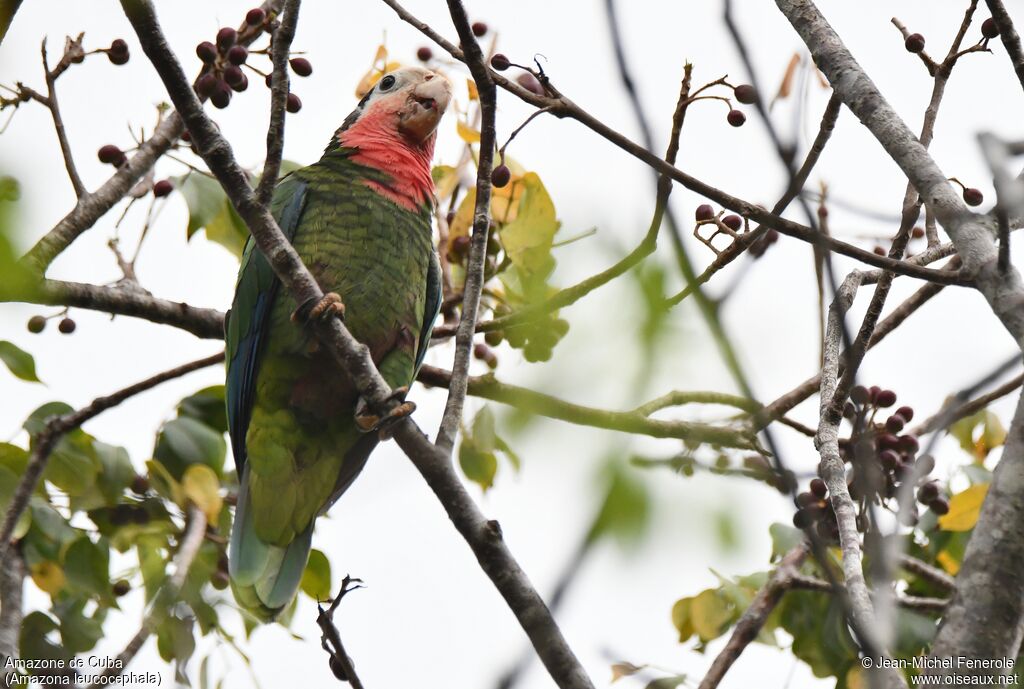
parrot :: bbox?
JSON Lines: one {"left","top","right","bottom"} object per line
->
{"left": 225, "top": 66, "right": 452, "bottom": 621}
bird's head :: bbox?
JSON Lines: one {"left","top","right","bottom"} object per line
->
{"left": 337, "top": 66, "right": 452, "bottom": 149}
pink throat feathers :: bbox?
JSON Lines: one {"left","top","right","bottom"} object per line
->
{"left": 337, "top": 105, "right": 436, "bottom": 211}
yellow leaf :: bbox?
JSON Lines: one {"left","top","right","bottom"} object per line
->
{"left": 611, "top": 662, "right": 645, "bottom": 682}
{"left": 457, "top": 120, "right": 481, "bottom": 144}
{"left": 373, "top": 44, "right": 388, "bottom": 65}
{"left": 182, "top": 464, "right": 223, "bottom": 523}
{"left": 690, "top": 588, "right": 733, "bottom": 642}
{"left": 938, "top": 483, "right": 989, "bottom": 531}
{"left": 467, "top": 78, "right": 479, "bottom": 101}
{"left": 147, "top": 459, "right": 184, "bottom": 507}
{"left": 845, "top": 666, "right": 868, "bottom": 689}
{"left": 671, "top": 596, "right": 694, "bottom": 642}
{"left": 936, "top": 550, "right": 961, "bottom": 576}
{"left": 431, "top": 165, "right": 459, "bottom": 203}
{"left": 354, "top": 42, "right": 401, "bottom": 97}
{"left": 491, "top": 172, "right": 526, "bottom": 224}
{"left": 498, "top": 172, "right": 560, "bottom": 274}
{"left": 448, "top": 188, "right": 476, "bottom": 240}
{"left": 776, "top": 53, "right": 801, "bottom": 101}
{"left": 31, "top": 561, "right": 65, "bottom": 595}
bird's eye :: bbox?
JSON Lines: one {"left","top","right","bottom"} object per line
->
{"left": 379, "top": 75, "right": 396, "bottom": 91}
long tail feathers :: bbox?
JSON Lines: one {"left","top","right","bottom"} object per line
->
{"left": 228, "top": 469, "right": 312, "bottom": 622}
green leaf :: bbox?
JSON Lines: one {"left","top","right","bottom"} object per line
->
{"left": 689, "top": 588, "right": 735, "bottom": 642}
{"left": 645, "top": 676, "right": 688, "bottom": 689}
{"left": 63, "top": 535, "right": 111, "bottom": 600}
{"left": 55, "top": 596, "right": 105, "bottom": 653}
{"left": 587, "top": 463, "right": 650, "bottom": 546}
{"left": 180, "top": 172, "right": 250, "bottom": 258}
{"left": 0, "top": 340, "right": 41, "bottom": 382}
{"left": 471, "top": 406, "right": 498, "bottom": 453}
{"left": 147, "top": 458, "right": 186, "bottom": 506}
{"left": 24, "top": 401, "right": 73, "bottom": 435}
{"left": 154, "top": 416, "right": 226, "bottom": 480}
{"left": 94, "top": 441, "right": 134, "bottom": 504}
{"left": 20, "top": 611, "right": 73, "bottom": 673}
{"left": 498, "top": 172, "right": 560, "bottom": 276}
{"left": 138, "top": 536, "right": 168, "bottom": 602}
{"left": 0, "top": 441, "right": 29, "bottom": 476}
{"left": 459, "top": 442, "right": 497, "bottom": 491}
{"left": 300, "top": 548, "right": 332, "bottom": 601}
{"left": 157, "top": 613, "right": 196, "bottom": 682}
{"left": 0, "top": 464, "right": 31, "bottom": 539}
{"left": 769, "top": 523, "right": 804, "bottom": 561}
{"left": 46, "top": 432, "right": 100, "bottom": 497}
{"left": 178, "top": 386, "right": 228, "bottom": 434}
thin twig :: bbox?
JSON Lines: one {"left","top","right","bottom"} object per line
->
{"left": 256, "top": 0, "right": 300, "bottom": 207}
{"left": 435, "top": 0, "right": 498, "bottom": 452}
{"left": 898, "top": 554, "right": 956, "bottom": 592}
{"left": 0, "top": 353, "right": 224, "bottom": 563}
{"left": 41, "top": 37, "right": 86, "bottom": 198}
{"left": 911, "top": 372, "right": 1023, "bottom": 437}
{"left": 985, "top": 0, "right": 1024, "bottom": 92}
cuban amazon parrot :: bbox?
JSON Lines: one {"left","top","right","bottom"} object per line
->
{"left": 225, "top": 66, "right": 452, "bottom": 620}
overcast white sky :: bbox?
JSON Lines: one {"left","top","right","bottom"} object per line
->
{"left": 2, "top": 1, "right": 1023, "bottom": 688}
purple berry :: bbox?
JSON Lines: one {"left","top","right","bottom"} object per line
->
{"left": 286, "top": 93, "right": 302, "bottom": 113}
{"left": 727, "top": 109, "right": 746, "bottom": 127}
{"left": 246, "top": 8, "right": 266, "bottom": 26}
{"left": 196, "top": 41, "right": 217, "bottom": 64}
{"left": 289, "top": 57, "right": 313, "bottom": 77}
{"left": 490, "top": 53, "right": 510, "bottom": 71}
{"left": 734, "top": 84, "right": 757, "bottom": 104}
{"left": 695, "top": 204, "right": 715, "bottom": 222}
{"left": 905, "top": 33, "right": 926, "bottom": 53}
{"left": 227, "top": 45, "right": 248, "bottom": 65}
{"left": 216, "top": 27, "right": 237, "bottom": 50}
{"left": 491, "top": 164, "right": 511, "bottom": 188}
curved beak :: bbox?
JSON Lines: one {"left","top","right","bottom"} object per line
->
{"left": 399, "top": 72, "right": 452, "bottom": 145}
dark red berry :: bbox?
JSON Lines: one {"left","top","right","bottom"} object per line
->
{"left": 734, "top": 84, "right": 757, "bottom": 104}
{"left": 912, "top": 226, "right": 925, "bottom": 239}
{"left": 896, "top": 406, "right": 915, "bottom": 423}
{"left": 97, "top": 144, "right": 125, "bottom": 166}
{"left": 727, "top": 109, "right": 746, "bottom": 127}
{"left": 246, "top": 8, "right": 266, "bottom": 26}
{"left": 793, "top": 509, "right": 812, "bottom": 529}
{"left": 130, "top": 475, "right": 150, "bottom": 494}
{"left": 329, "top": 656, "right": 348, "bottom": 682}
{"left": 879, "top": 449, "right": 900, "bottom": 471}
{"left": 473, "top": 343, "right": 490, "bottom": 360}
{"left": 810, "top": 478, "right": 828, "bottom": 498}
{"left": 490, "top": 53, "right": 510, "bottom": 71}
{"left": 265, "top": 74, "right": 274, "bottom": 88}
{"left": 290, "top": 57, "right": 313, "bottom": 77}
{"left": 108, "top": 50, "right": 129, "bottom": 66}
{"left": 885, "top": 415, "right": 905, "bottom": 433}
{"left": 851, "top": 385, "right": 870, "bottom": 405}
{"left": 451, "top": 235, "right": 471, "bottom": 258}
{"left": 230, "top": 73, "right": 248, "bottom": 92}
{"left": 898, "top": 435, "right": 920, "bottom": 454}
{"left": 843, "top": 402, "right": 857, "bottom": 419}
{"left": 869, "top": 385, "right": 882, "bottom": 403}
{"left": 216, "top": 27, "right": 237, "bottom": 50}
{"left": 876, "top": 389, "right": 897, "bottom": 408}
{"left": 110, "top": 39, "right": 128, "bottom": 55}
{"left": 286, "top": 93, "right": 302, "bottom": 113}
{"left": 695, "top": 204, "right": 715, "bottom": 222}
{"left": 195, "top": 73, "right": 219, "bottom": 98}
{"left": 210, "top": 81, "right": 232, "bottom": 109}
{"left": 722, "top": 214, "right": 743, "bottom": 231}
{"left": 873, "top": 245, "right": 887, "bottom": 256}
{"left": 112, "top": 580, "right": 131, "bottom": 597}
{"left": 491, "top": 164, "right": 511, "bottom": 188}
{"left": 58, "top": 317, "right": 76, "bottom": 334}
{"left": 982, "top": 18, "right": 1000, "bottom": 39}
{"left": 905, "top": 33, "right": 926, "bottom": 53}
{"left": 917, "top": 482, "right": 939, "bottom": 503}
{"left": 27, "top": 315, "right": 46, "bottom": 334}
{"left": 471, "top": 21, "right": 488, "bottom": 37}
{"left": 153, "top": 179, "right": 173, "bottom": 197}
{"left": 796, "top": 492, "right": 816, "bottom": 508}
{"left": 929, "top": 497, "right": 949, "bottom": 515}
{"left": 196, "top": 41, "right": 217, "bottom": 64}
{"left": 877, "top": 433, "right": 900, "bottom": 450}
{"left": 227, "top": 45, "right": 248, "bottom": 65}
{"left": 963, "top": 187, "right": 984, "bottom": 206}
{"left": 516, "top": 72, "right": 544, "bottom": 96}
{"left": 417, "top": 46, "right": 433, "bottom": 62}
{"left": 224, "top": 65, "right": 245, "bottom": 87}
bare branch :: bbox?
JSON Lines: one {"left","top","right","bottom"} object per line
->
{"left": 41, "top": 37, "right": 86, "bottom": 197}
{"left": 898, "top": 554, "right": 956, "bottom": 592}
{"left": 435, "top": 0, "right": 498, "bottom": 451}
{"left": 985, "top": 0, "right": 1024, "bottom": 92}
{"left": 0, "top": 353, "right": 224, "bottom": 564}
{"left": 0, "top": 553, "right": 25, "bottom": 686}
{"left": 911, "top": 372, "right": 1023, "bottom": 437}
{"left": 256, "top": 0, "right": 300, "bottom": 207}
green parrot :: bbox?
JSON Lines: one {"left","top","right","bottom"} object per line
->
{"left": 225, "top": 66, "right": 452, "bottom": 620}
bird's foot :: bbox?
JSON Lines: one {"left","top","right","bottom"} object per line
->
{"left": 354, "top": 387, "right": 415, "bottom": 439}
{"left": 291, "top": 292, "right": 346, "bottom": 325}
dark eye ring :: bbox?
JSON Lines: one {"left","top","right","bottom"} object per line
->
{"left": 380, "top": 75, "right": 396, "bottom": 91}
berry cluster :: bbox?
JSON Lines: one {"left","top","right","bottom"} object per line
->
{"left": 793, "top": 385, "right": 948, "bottom": 539}
{"left": 27, "top": 313, "right": 76, "bottom": 335}
{"left": 193, "top": 9, "right": 311, "bottom": 111}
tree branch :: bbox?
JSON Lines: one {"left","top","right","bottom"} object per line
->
{"left": 985, "top": 0, "right": 1024, "bottom": 93}
{"left": 256, "top": 0, "right": 300, "bottom": 207}
{"left": 0, "top": 552, "right": 25, "bottom": 687}
{"left": 418, "top": 366, "right": 759, "bottom": 450}
{"left": 435, "top": 0, "right": 497, "bottom": 451}
{"left": 41, "top": 37, "right": 86, "bottom": 198}
{"left": 0, "top": 352, "right": 224, "bottom": 564}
